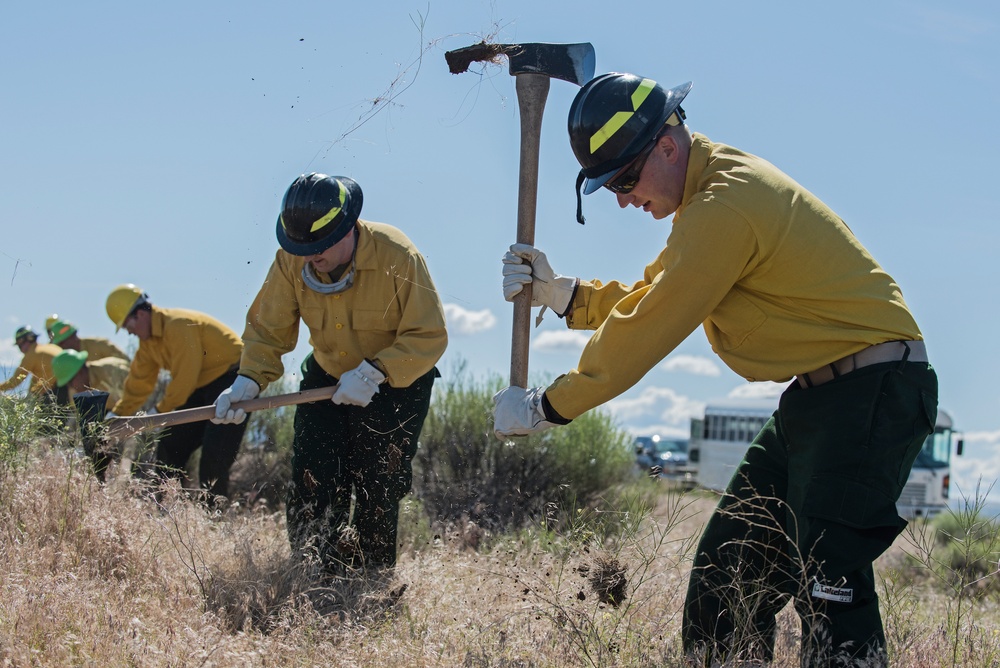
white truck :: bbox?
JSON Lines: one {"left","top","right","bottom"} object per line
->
{"left": 687, "top": 398, "right": 961, "bottom": 519}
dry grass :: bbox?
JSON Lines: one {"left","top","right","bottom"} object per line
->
{"left": 1, "top": 445, "right": 998, "bottom": 667}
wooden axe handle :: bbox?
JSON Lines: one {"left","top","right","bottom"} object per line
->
{"left": 105, "top": 384, "right": 338, "bottom": 439}
{"left": 510, "top": 73, "right": 551, "bottom": 388}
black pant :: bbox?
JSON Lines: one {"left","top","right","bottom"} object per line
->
{"left": 286, "top": 353, "right": 437, "bottom": 572}
{"left": 155, "top": 367, "right": 248, "bottom": 499}
{"left": 683, "top": 359, "right": 938, "bottom": 666}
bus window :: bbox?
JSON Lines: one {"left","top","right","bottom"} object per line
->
{"left": 913, "top": 427, "right": 952, "bottom": 469}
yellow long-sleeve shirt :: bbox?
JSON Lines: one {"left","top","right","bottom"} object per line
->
{"left": 546, "top": 133, "right": 921, "bottom": 419}
{"left": 79, "top": 337, "right": 130, "bottom": 363}
{"left": 240, "top": 220, "right": 448, "bottom": 391}
{"left": 113, "top": 306, "right": 243, "bottom": 415}
{"left": 0, "top": 342, "right": 61, "bottom": 394}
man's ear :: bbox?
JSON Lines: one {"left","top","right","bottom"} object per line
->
{"left": 658, "top": 134, "right": 681, "bottom": 164}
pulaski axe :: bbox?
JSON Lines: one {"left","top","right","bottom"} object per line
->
{"left": 74, "top": 385, "right": 341, "bottom": 442}
{"left": 445, "top": 41, "right": 595, "bottom": 387}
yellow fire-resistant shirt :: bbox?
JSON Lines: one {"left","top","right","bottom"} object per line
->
{"left": 79, "top": 337, "right": 130, "bottom": 363}
{"left": 113, "top": 306, "right": 243, "bottom": 415}
{"left": 68, "top": 357, "right": 131, "bottom": 410}
{"left": 0, "top": 342, "right": 61, "bottom": 394}
{"left": 239, "top": 220, "right": 448, "bottom": 391}
{"left": 546, "top": 133, "right": 921, "bottom": 419}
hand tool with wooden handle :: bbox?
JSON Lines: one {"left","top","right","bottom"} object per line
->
{"left": 445, "top": 41, "right": 595, "bottom": 387}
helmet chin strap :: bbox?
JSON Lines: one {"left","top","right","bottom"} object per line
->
{"left": 302, "top": 261, "right": 355, "bottom": 295}
{"left": 575, "top": 172, "right": 587, "bottom": 225}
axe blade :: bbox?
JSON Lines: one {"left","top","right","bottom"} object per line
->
{"left": 506, "top": 42, "right": 596, "bottom": 86}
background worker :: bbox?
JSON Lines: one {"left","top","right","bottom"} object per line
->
{"left": 106, "top": 284, "right": 248, "bottom": 501}
{"left": 0, "top": 326, "right": 60, "bottom": 397}
{"left": 52, "top": 349, "right": 130, "bottom": 406}
{"left": 212, "top": 173, "right": 447, "bottom": 575}
{"left": 52, "top": 348, "right": 130, "bottom": 480}
{"left": 50, "top": 318, "right": 129, "bottom": 362}
{"left": 494, "top": 73, "right": 936, "bottom": 666}
{"left": 45, "top": 314, "right": 60, "bottom": 341}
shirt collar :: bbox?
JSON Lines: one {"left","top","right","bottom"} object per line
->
{"left": 676, "top": 132, "right": 713, "bottom": 220}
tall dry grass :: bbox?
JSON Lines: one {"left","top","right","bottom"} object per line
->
{"left": 1, "top": 412, "right": 999, "bottom": 665}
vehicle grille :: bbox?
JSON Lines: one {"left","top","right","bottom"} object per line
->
{"left": 897, "top": 483, "right": 928, "bottom": 508}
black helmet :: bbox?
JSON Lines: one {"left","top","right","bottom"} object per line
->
{"left": 14, "top": 325, "right": 36, "bottom": 345}
{"left": 276, "top": 173, "right": 363, "bottom": 256}
{"left": 568, "top": 73, "right": 691, "bottom": 222}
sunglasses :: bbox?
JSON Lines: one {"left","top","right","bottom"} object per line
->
{"left": 603, "top": 137, "right": 659, "bottom": 194}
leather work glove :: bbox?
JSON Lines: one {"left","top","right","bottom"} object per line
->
{"left": 492, "top": 386, "right": 559, "bottom": 439}
{"left": 211, "top": 375, "right": 260, "bottom": 425}
{"left": 502, "top": 244, "right": 577, "bottom": 318}
{"left": 332, "top": 360, "right": 385, "bottom": 407}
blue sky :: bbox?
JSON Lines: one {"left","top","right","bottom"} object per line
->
{"left": 2, "top": 1, "right": 998, "bottom": 503}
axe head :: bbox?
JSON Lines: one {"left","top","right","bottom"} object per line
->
{"left": 446, "top": 41, "right": 596, "bottom": 87}
{"left": 505, "top": 42, "right": 595, "bottom": 86}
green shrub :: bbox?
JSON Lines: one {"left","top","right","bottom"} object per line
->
{"left": 930, "top": 506, "right": 1000, "bottom": 596}
{"left": 0, "top": 394, "right": 65, "bottom": 472}
{"left": 415, "top": 363, "right": 636, "bottom": 533}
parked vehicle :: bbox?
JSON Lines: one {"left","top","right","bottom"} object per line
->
{"left": 687, "top": 398, "right": 961, "bottom": 518}
{"left": 634, "top": 434, "right": 696, "bottom": 487}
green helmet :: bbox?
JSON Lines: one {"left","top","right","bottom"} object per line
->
{"left": 50, "top": 319, "right": 78, "bottom": 345}
{"left": 568, "top": 73, "right": 691, "bottom": 222}
{"left": 14, "top": 325, "right": 36, "bottom": 345}
{"left": 52, "top": 349, "right": 89, "bottom": 388}
{"left": 276, "top": 173, "right": 363, "bottom": 256}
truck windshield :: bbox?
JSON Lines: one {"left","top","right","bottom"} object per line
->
{"left": 912, "top": 427, "right": 952, "bottom": 469}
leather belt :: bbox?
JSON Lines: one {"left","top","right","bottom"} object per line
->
{"left": 796, "top": 340, "right": 928, "bottom": 389}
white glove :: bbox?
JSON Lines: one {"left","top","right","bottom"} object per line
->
{"left": 211, "top": 375, "right": 260, "bottom": 424}
{"left": 492, "top": 386, "right": 559, "bottom": 439}
{"left": 103, "top": 410, "right": 118, "bottom": 421}
{"left": 140, "top": 407, "right": 158, "bottom": 417}
{"left": 332, "top": 360, "right": 385, "bottom": 407}
{"left": 502, "top": 243, "right": 576, "bottom": 316}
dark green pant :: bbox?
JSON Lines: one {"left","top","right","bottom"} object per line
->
{"left": 683, "top": 359, "right": 937, "bottom": 667}
{"left": 286, "top": 354, "right": 436, "bottom": 572}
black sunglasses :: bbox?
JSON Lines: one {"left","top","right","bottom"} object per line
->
{"left": 603, "top": 137, "right": 659, "bottom": 194}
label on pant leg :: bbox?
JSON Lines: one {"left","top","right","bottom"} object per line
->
{"left": 811, "top": 580, "right": 853, "bottom": 603}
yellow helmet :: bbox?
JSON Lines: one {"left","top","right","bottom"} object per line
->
{"left": 106, "top": 284, "right": 148, "bottom": 331}
{"left": 52, "top": 349, "right": 89, "bottom": 387}
{"left": 45, "top": 313, "right": 60, "bottom": 340}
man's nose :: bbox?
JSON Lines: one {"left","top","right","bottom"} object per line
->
{"left": 616, "top": 192, "right": 634, "bottom": 209}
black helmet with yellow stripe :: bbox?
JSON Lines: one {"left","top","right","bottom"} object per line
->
{"left": 276, "top": 173, "right": 363, "bottom": 256}
{"left": 568, "top": 73, "right": 691, "bottom": 222}
{"left": 14, "top": 325, "right": 36, "bottom": 345}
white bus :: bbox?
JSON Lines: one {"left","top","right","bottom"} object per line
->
{"left": 688, "top": 398, "right": 961, "bottom": 519}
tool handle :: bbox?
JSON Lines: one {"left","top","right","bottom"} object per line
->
{"left": 106, "top": 385, "right": 338, "bottom": 439}
{"left": 511, "top": 73, "right": 550, "bottom": 388}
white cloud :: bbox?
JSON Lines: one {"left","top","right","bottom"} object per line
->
{"left": 0, "top": 342, "right": 21, "bottom": 375}
{"left": 442, "top": 303, "right": 496, "bottom": 335}
{"left": 951, "top": 431, "right": 1000, "bottom": 507}
{"left": 606, "top": 385, "right": 705, "bottom": 426}
{"left": 965, "top": 430, "right": 1000, "bottom": 446}
{"left": 727, "top": 381, "right": 786, "bottom": 400}
{"left": 660, "top": 354, "right": 721, "bottom": 377}
{"left": 533, "top": 330, "right": 591, "bottom": 353}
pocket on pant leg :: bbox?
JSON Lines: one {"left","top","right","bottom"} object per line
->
{"left": 802, "top": 475, "right": 906, "bottom": 535}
